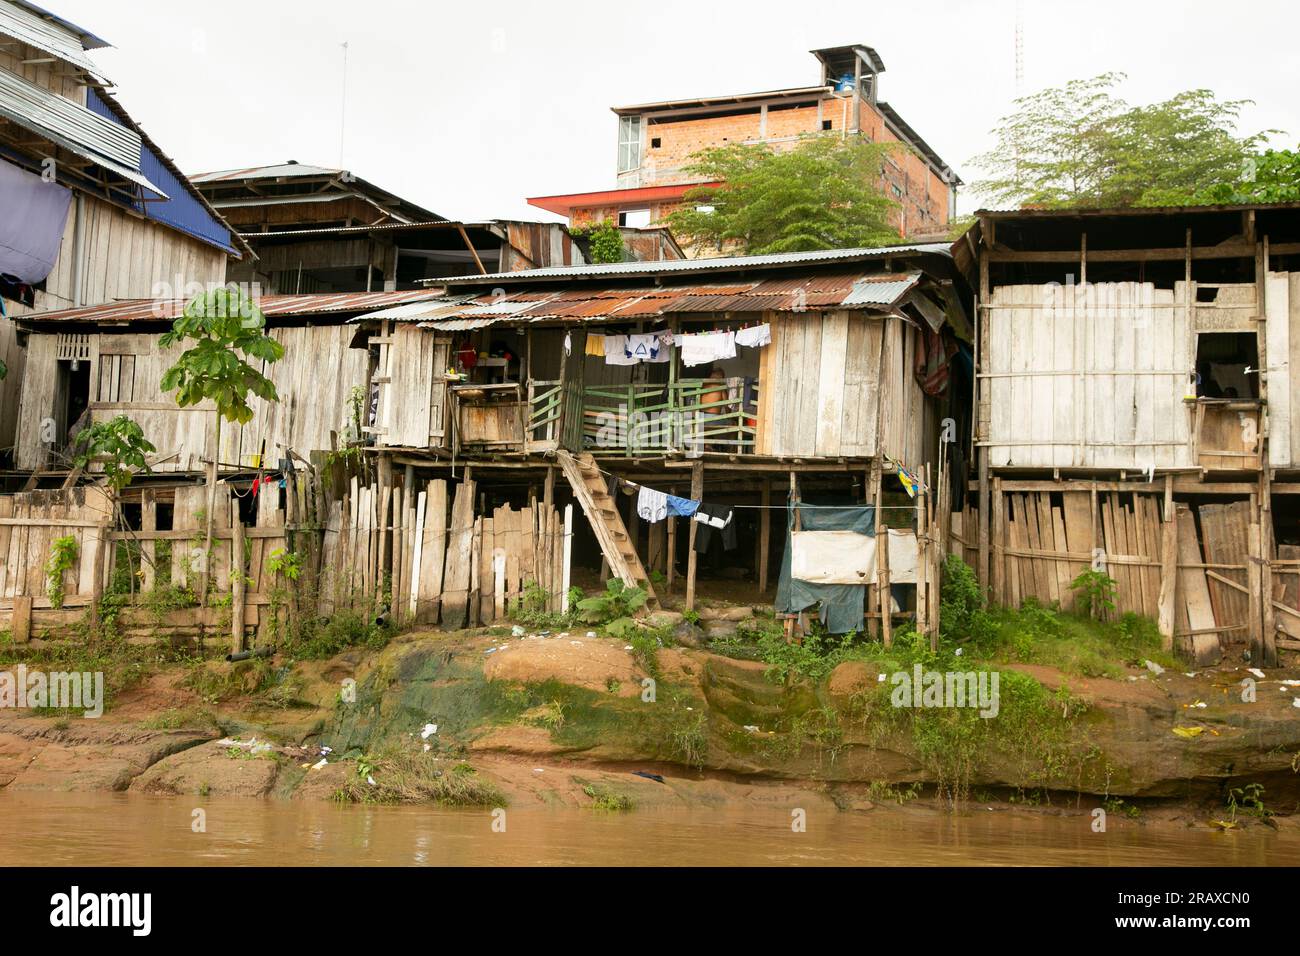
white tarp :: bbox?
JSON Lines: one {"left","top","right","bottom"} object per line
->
{"left": 791, "top": 529, "right": 919, "bottom": 585}
{"left": 0, "top": 160, "right": 72, "bottom": 283}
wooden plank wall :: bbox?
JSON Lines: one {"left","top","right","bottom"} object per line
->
{"left": 376, "top": 325, "right": 449, "bottom": 449}
{"left": 985, "top": 282, "right": 1192, "bottom": 470}
{"left": 0, "top": 487, "right": 112, "bottom": 615}
{"left": 320, "top": 478, "right": 572, "bottom": 630}
{"left": 758, "top": 311, "right": 924, "bottom": 466}
{"left": 985, "top": 489, "right": 1255, "bottom": 647}
{"left": 15, "top": 325, "right": 365, "bottom": 472}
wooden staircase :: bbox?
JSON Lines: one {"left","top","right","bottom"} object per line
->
{"left": 556, "top": 450, "right": 660, "bottom": 610}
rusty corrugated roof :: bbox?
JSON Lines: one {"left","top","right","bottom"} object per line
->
{"left": 17, "top": 289, "right": 445, "bottom": 326}
{"left": 401, "top": 272, "right": 921, "bottom": 327}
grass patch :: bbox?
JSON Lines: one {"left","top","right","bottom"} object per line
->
{"left": 580, "top": 781, "right": 635, "bottom": 811}
{"left": 332, "top": 745, "right": 506, "bottom": 807}
{"left": 140, "top": 707, "right": 221, "bottom": 731}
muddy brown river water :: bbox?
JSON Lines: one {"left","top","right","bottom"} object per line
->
{"left": 1, "top": 792, "right": 1297, "bottom": 866}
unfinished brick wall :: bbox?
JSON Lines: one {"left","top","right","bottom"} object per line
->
{"left": 609, "top": 94, "right": 949, "bottom": 239}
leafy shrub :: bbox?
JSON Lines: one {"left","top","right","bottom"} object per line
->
{"left": 575, "top": 579, "right": 647, "bottom": 625}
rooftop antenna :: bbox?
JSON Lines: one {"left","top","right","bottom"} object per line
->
{"left": 338, "top": 41, "right": 349, "bottom": 167}
{"left": 1014, "top": 0, "right": 1024, "bottom": 96}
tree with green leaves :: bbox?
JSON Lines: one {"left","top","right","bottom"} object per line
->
{"left": 971, "top": 73, "right": 1275, "bottom": 208}
{"left": 570, "top": 219, "right": 625, "bottom": 263}
{"left": 1198, "top": 147, "right": 1300, "bottom": 204}
{"left": 665, "top": 135, "right": 900, "bottom": 255}
{"left": 73, "top": 414, "right": 157, "bottom": 495}
{"left": 160, "top": 286, "right": 284, "bottom": 602}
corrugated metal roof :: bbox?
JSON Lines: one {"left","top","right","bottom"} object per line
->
{"left": 18, "top": 290, "right": 444, "bottom": 326}
{"left": 0, "top": 65, "right": 165, "bottom": 196}
{"left": 433, "top": 243, "right": 950, "bottom": 286}
{"left": 189, "top": 162, "right": 345, "bottom": 183}
{"left": 977, "top": 201, "right": 1300, "bottom": 218}
{"left": 0, "top": 0, "right": 109, "bottom": 80}
{"left": 842, "top": 274, "right": 921, "bottom": 306}
{"left": 397, "top": 272, "right": 921, "bottom": 327}
{"left": 86, "top": 89, "right": 235, "bottom": 254}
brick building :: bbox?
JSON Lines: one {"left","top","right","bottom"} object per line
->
{"left": 529, "top": 44, "right": 959, "bottom": 252}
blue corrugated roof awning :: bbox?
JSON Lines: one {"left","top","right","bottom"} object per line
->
{"left": 87, "top": 90, "right": 238, "bottom": 256}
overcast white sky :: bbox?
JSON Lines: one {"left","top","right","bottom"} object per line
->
{"left": 56, "top": 0, "right": 1300, "bottom": 221}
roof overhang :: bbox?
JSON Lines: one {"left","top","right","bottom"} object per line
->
{"left": 612, "top": 86, "right": 831, "bottom": 117}
{"left": 0, "top": 65, "right": 169, "bottom": 197}
{"left": 528, "top": 181, "right": 720, "bottom": 218}
{"left": 0, "top": 0, "right": 110, "bottom": 82}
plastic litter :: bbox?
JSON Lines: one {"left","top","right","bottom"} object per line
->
{"left": 311, "top": 757, "right": 328, "bottom": 770}
{"left": 1144, "top": 660, "right": 1165, "bottom": 676}
{"left": 420, "top": 723, "right": 438, "bottom": 740}
{"left": 743, "top": 725, "right": 760, "bottom": 733}
{"left": 1248, "top": 667, "right": 1267, "bottom": 679}
{"left": 511, "top": 625, "right": 525, "bottom": 637}
{"left": 632, "top": 771, "right": 665, "bottom": 784}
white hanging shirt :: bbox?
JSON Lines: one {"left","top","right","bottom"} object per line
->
{"left": 679, "top": 330, "right": 737, "bottom": 367}
{"left": 636, "top": 485, "right": 669, "bottom": 523}
{"left": 735, "top": 324, "right": 771, "bottom": 348}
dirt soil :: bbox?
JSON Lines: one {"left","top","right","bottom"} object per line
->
{"left": 2, "top": 622, "right": 1299, "bottom": 825}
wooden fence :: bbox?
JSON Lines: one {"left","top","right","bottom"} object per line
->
{"left": 0, "top": 465, "right": 573, "bottom": 647}
{"left": 952, "top": 486, "right": 1298, "bottom": 664}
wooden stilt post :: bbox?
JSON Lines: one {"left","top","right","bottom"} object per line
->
{"left": 686, "top": 460, "right": 703, "bottom": 610}
{"left": 666, "top": 513, "right": 677, "bottom": 594}
{"left": 874, "top": 459, "right": 891, "bottom": 647}
{"left": 787, "top": 471, "right": 801, "bottom": 643}
{"left": 1248, "top": 497, "right": 1264, "bottom": 666}
{"left": 1157, "top": 475, "right": 1177, "bottom": 652}
{"left": 976, "top": 239, "right": 991, "bottom": 598}
{"left": 758, "top": 479, "right": 771, "bottom": 594}
{"left": 991, "top": 476, "right": 1004, "bottom": 607}
{"left": 232, "top": 517, "right": 246, "bottom": 654}
{"left": 1261, "top": 471, "right": 1277, "bottom": 667}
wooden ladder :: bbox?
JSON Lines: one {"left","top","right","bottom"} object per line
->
{"left": 556, "top": 450, "right": 660, "bottom": 610}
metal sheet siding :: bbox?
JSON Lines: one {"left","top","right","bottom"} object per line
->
{"left": 0, "top": 65, "right": 143, "bottom": 172}
{"left": 0, "top": 0, "right": 107, "bottom": 79}
{"left": 87, "top": 89, "right": 236, "bottom": 254}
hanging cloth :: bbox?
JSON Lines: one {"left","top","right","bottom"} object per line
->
{"left": 648, "top": 330, "right": 674, "bottom": 362}
{"left": 666, "top": 494, "right": 700, "bottom": 518}
{"left": 636, "top": 485, "right": 669, "bottom": 523}
{"left": 735, "top": 324, "right": 771, "bottom": 348}
{"left": 692, "top": 502, "right": 736, "bottom": 552}
{"left": 604, "top": 334, "right": 638, "bottom": 366}
{"left": 586, "top": 332, "right": 607, "bottom": 357}
{"left": 679, "top": 330, "right": 736, "bottom": 367}
{"left": 625, "top": 333, "right": 660, "bottom": 362}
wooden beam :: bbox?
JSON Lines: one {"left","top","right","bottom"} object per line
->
{"left": 685, "top": 460, "right": 703, "bottom": 610}
{"left": 758, "top": 479, "right": 771, "bottom": 594}
{"left": 456, "top": 224, "right": 487, "bottom": 275}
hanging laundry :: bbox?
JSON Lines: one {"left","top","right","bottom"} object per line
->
{"left": 679, "top": 330, "right": 736, "bottom": 367}
{"left": 647, "top": 330, "right": 673, "bottom": 362}
{"left": 604, "top": 334, "right": 638, "bottom": 366}
{"left": 735, "top": 323, "right": 771, "bottom": 348}
{"left": 666, "top": 494, "right": 700, "bottom": 518}
{"left": 693, "top": 502, "right": 736, "bottom": 552}
{"left": 624, "top": 333, "right": 661, "bottom": 362}
{"left": 586, "top": 332, "right": 606, "bottom": 357}
{"left": 895, "top": 462, "right": 921, "bottom": 498}
{"left": 636, "top": 485, "right": 669, "bottom": 523}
